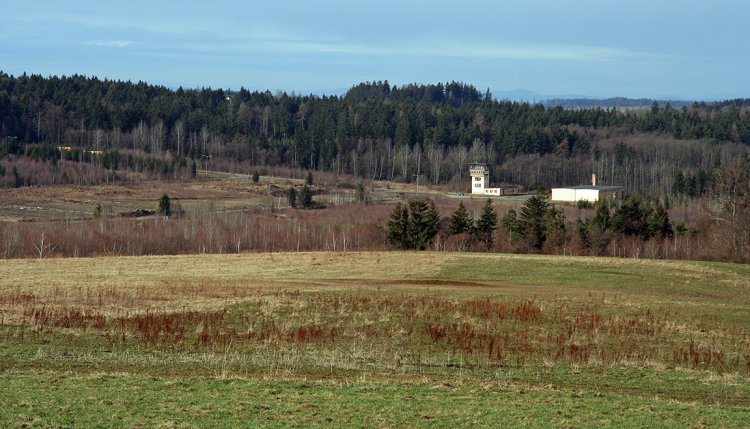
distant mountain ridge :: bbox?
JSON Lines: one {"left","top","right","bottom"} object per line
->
{"left": 541, "top": 97, "right": 694, "bottom": 109}
{"left": 490, "top": 89, "right": 694, "bottom": 109}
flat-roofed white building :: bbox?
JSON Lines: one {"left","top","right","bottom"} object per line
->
{"left": 551, "top": 174, "right": 624, "bottom": 203}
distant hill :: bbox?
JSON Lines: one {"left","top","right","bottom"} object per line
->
{"left": 541, "top": 97, "right": 694, "bottom": 110}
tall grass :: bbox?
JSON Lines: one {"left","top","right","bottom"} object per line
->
{"left": 4, "top": 284, "right": 748, "bottom": 374}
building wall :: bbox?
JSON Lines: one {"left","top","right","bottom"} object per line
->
{"left": 551, "top": 188, "right": 576, "bottom": 201}
{"left": 575, "top": 189, "right": 600, "bottom": 202}
{"left": 471, "top": 175, "right": 489, "bottom": 194}
{"left": 553, "top": 187, "right": 623, "bottom": 202}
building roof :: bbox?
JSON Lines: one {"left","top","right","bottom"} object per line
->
{"left": 553, "top": 185, "right": 624, "bottom": 191}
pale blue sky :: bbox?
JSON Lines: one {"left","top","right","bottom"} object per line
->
{"left": 2, "top": 1, "right": 748, "bottom": 99}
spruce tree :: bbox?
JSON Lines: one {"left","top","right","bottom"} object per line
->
{"left": 287, "top": 187, "right": 297, "bottom": 208}
{"left": 158, "top": 194, "right": 171, "bottom": 217}
{"left": 410, "top": 200, "right": 440, "bottom": 250}
{"left": 591, "top": 200, "right": 612, "bottom": 232}
{"left": 252, "top": 171, "right": 260, "bottom": 183}
{"left": 387, "top": 202, "right": 410, "bottom": 249}
{"left": 501, "top": 209, "right": 520, "bottom": 243}
{"left": 647, "top": 204, "right": 673, "bottom": 238}
{"left": 612, "top": 196, "right": 651, "bottom": 237}
{"left": 305, "top": 171, "right": 314, "bottom": 186}
{"left": 300, "top": 185, "right": 313, "bottom": 208}
{"left": 519, "top": 193, "right": 549, "bottom": 251}
{"left": 475, "top": 199, "right": 498, "bottom": 250}
{"left": 575, "top": 219, "right": 591, "bottom": 249}
{"left": 387, "top": 200, "right": 440, "bottom": 250}
{"left": 545, "top": 205, "right": 566, "bottom": 248}
{"left": 449, "top": 202, "right": 473, "bottom": 235}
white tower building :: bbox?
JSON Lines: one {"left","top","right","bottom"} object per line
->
{"left": 469, "top": 163, "right": 489, "bottom": 195}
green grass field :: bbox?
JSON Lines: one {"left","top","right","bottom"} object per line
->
{"left": 1, "top": 252, "right": 748, "bottom": 427}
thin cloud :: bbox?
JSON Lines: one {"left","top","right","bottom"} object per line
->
{"left": 83, "top": 40, "right": 135, "bottom": 48}
{"left": 182, "top": 37, "right": 663, "bottom": 62}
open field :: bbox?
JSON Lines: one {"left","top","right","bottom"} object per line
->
{"left": 0, "top": 172, "right": 525, "bottom": 223}
{"left": 0, "top": 175, "right": 334, "bottom": 222}
{"left": 1, "top": 252, "right": 749, "bottom": 427}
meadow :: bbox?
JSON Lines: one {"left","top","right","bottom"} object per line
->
{"left": 1, "top": 252, "right": 748, "bottom": 427}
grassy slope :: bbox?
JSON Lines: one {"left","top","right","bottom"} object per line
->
{"left": 1, "top": 252, "right": 748, "bottom": 428}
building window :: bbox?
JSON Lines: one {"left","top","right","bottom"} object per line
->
{"left": 475, "top": 177, "right": 482, "bottom": 182}
{"left": 474, "top": 184, "right": 481, "bottom": 188}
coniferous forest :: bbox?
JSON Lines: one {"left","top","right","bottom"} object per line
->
{"left": 1, "top": 72, "right": 749, "bottom": 262}
{"left": 2, "top": 72, "right": 750, "bottom": 193}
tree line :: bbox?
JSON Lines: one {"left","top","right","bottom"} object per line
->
{"left": 2, "top": 72, "right": 750, "bottom": 194}
{"left": 0, "top": 155, "right": 747, "bottom": 262}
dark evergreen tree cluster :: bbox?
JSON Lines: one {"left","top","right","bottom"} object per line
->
{"left": 446, "top": 200, "right": 498, "bottom": 250}
{"left": 2, "top": 72, "right": 748, "bottom": 174}
{"left": 387, "top": 200, "right": 440, "bottom": 250}
{"left": 672, "top": 169, "right": 713, "bottom": 198}
{"left": 575, "top": 197, "right": 673, "bottom": 252}
{"left": 500, "top": 193, "right": 566, "bottom": 252}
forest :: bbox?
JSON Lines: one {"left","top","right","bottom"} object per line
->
{"left": 1, "top": 72, "right": 749, "bottom": 263}
{"left": 2, "top": 72, "right": 750, "bottom": 195}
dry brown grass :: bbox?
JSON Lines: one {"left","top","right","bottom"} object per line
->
{"left": 0, "top": 175, "right": 361, "bottom": 221}
{"left": 0, "top": 252, "right": 442, "bottom": 319}
{"left": 0, "top": 251, "right": 748, "bottom": 403}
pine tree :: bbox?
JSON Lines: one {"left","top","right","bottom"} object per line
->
{"left": 591, "top": 200, "right": 611, "bottom": 232}
{"left": 416, "top": 200, "right": 440, "bottom": 250}
{"left": 287, "top": 187, "right": 297, "bottom": 208}
{"left": 519, "top": 193, "right": 549, "bottom": 251}
{"left": 672, "top": 171, "right": 685, "bottom": 195}
{"left": 612, "top": 196, "right": 651, "bottom": 237}
{"left": 387, "top": 202, "right": 410, "bottom": 249}
{"left": 647, "top": 204, "right": 673, "bottom": 238}
{"left": 449, "top": 202, "right": 473, "bottom": 235}
{"left": 158, "top": 194, "right": 171, "bottom": 217}
{"left": 545, "top": 205, "right": 566, "bottom": 248}
{"left": 575, "top": 219, "right": 591, "bottom": 249}
{"left": 300, "top": 185, "right": 313, "bottom": 208}
{"left": 387, "top": 200, "right": 440, "bottom": 250}
{"left": 475, "top": 199, "right": 498, "bottom": 250}
{"left": 501, "top": 209, "right": 520, "bottom": 244}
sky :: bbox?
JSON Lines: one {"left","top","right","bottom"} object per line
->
{"left": 1, "top": 0, "right": 749, "bottom": 100}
